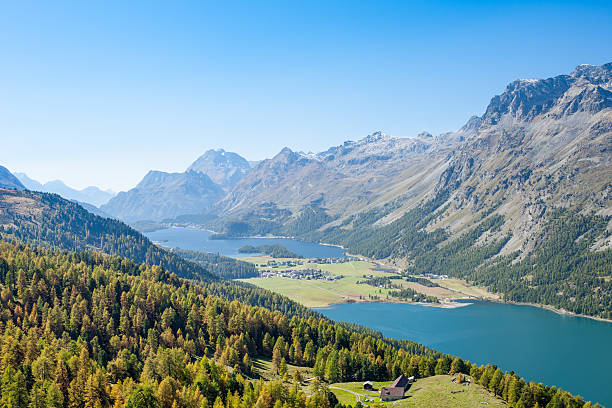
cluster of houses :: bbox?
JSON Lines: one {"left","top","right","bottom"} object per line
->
{"left": 313, "top": 256, "right": 358, "bottom": 264}
{"left": 422, "top": 272, "right": 449, "bottom": 280}
{"left": 262, "top": 260, "right": 305, "bottom": 268}
{"left": 258, "top": 257, "right": 356, "bottom": 269}
{"left": 259, "top": 268, "right": 344, "bottom": 281}
{"left": 363, "top": 374, "right": 415, "bottom": 402}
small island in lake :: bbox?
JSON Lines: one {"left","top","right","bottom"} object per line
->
{"left": 238, "top": 244, "right": 304, "bottom": 258}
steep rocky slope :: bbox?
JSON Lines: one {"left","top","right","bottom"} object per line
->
{"left": 215, "top": 63, "right": 611, "bottom": 256}
{"left": 430, "top": 63, "right": 612, "bottom": 253}
{"left": 217, "top": 132, "right": 456, "bottom": 225}
{"left": 101, "top": 170, "right": 224, "bottom": 222}
{"left": 187, "top": 148, "right": 251, "bottom": 189}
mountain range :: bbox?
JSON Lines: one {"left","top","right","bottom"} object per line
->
{"left": 10, "top": 62, "right": 612, "bottom": 267}
{"left": 103, "top": 63, "right": 611, "bottom": 257}
{"left": 100, "top": 148, "right": 253, "bottom": 222}
{"left": 100, "top": 170, "right": 225, "bottom": 222}
{"left": 15, "top": 172, "right": 115, "bottom": 206}
{"left": 2, "top": 62, "right": 610, "bottom": 319}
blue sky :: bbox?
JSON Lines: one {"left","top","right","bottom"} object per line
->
{"left": 1, "top": 1, "right": 611, "bottom": 191}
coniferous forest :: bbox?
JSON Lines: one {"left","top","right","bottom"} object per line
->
{"left": 0, "top": 240, "right": 599, "bottom": 408}
{"left": 0, "top": 190, "right": 606, "bottom": 407}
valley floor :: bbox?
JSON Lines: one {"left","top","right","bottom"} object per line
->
{"left": 237, "top": 256, "right": 499, "bottom": 308}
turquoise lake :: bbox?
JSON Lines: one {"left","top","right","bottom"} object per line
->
{"left": 146, "top": 226, "right": 611, "bottom": 406}
{"left": 145, "top": 227, "right": 346, "bottom": 258}
{"left": 316, "top": 301, "right": 612, "bottom": 407}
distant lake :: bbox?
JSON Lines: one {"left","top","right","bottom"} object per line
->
{"left": 316, "top": 301, "right": 612, "bottom": 407}
{"left": 145, "top": 227, "right": 346, "bottom": 258}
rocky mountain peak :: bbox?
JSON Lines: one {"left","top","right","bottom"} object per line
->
{"left": 101, "top": 170, "right": 224, "bottom": 222}
{"left": 417, "top": 131, "right": 433, "bottom": 139}
{"left": 480, "top": 62, "right": 611, "bottom": 126}
{"left": 361, "top": 131, "right": 391, "bottom": 144}
{"left": 187, "top": 148, "right": 250, "bottom": 189}
{"left": 571, "top": 63, "right": 612, "bottom": 86}
{"left": 270, "top": 147, "right": 313, "bottom": 166}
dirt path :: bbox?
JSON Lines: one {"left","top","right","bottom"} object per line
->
{"left": 329, "top": 386, "right": 368, "bottom": 403}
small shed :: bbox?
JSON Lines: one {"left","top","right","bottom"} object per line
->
{"left": 363, "top": 381, "right": 373, "bottom": 390}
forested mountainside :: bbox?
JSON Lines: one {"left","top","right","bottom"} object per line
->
{"left": 0, "top": 188, "right": 323, "bottom": 319}
{"left": 0, "top": 189, "right": 215, "bottom": 282}
{"left": 0, "top": 166, "right": 25, "bottom": 191}
{"left": 169, "top": 248, "right": 259, "bottom": 279}
{"left": 0, "top": 241, "right": 598, "bottom": 408}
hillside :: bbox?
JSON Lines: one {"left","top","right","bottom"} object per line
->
{"left": 0, "top": 165, "right": 25, "bottom": 190}
{"left": 211, "top": 63, "right": 612, "bottom": 319}
{"left": 0, "top": 188, "right": 215, "bottom": 282}
{"left": 0, "top": 188, "right": 320, "bottom": 318}
{"left": 0, "top": 240, "right": 598, "bottom": 408}
{"left": 101, "top": 170, "right": 225, "bottom": 222}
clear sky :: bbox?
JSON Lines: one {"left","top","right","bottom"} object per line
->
{"left": 1, "top": 0, "right": 611, "bottom": 192}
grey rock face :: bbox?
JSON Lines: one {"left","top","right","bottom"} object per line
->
{"left": 101, "top": 170, "right": 225, "bottom": 222}
{"left": 432, "top": 62, "right": 612, "bottom": 253}
{"left": 187, "top": 149, "right": 250, "bottom": 189}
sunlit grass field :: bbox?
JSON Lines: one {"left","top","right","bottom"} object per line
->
{"left": 330, "top": 375, "right": 508, "bottom": 407}
{"left": 237, "top": 256, "right": 496, "bottom": 308}
{"left": 238, "top": 258, "right": 401, "bottom": 307}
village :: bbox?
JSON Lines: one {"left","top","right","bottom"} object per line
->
{"left": 254, "top": 256, "right": 358, "bottom": 268}
{"left": 253, "top": 257, "right": 357, "bottom": 281}
{"left": 259, "top": 267, "right": 344, "bottom": 281}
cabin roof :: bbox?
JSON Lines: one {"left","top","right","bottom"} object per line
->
{"left": 380, "top": 386, "right": 405, "bottom": 397}
{"left": 392, "top": 374, "right": 409, "bottom": 389}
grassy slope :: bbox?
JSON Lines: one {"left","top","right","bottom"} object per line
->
{"left": 330, "top": 375, "right": 507, "bottom": 407}
{"left": 253, "top": 357, "right": 314, "bottom": 381}
{"left": 432, "top": 278, "right": 501, "bottom": 300}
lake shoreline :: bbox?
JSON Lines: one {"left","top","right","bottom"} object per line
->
{"left": 312, "top": 297, "right": 472, "bottom": 310}
{"left": 149, "top": 225, "right": 612, "bottom": 324}
{"left": 496, "top": 300, "right": 612, "bottom": 324}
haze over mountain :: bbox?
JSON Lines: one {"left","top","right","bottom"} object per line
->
{"left": 0, "top": 166, "right": 25, "bottom": 190}
{"left": 101, "top": 63, "right": 612, "bottom": 264}
{"left": 101, "top": 170, "right": 225, "bottom": 222}
{"left": 102, "top": 149, "right": 251, "bottom": 223}
{"left": 15, "top": 172, "right": 115, "bottom": 206}
{"left": 187, "top": 148, "right": 251, "bottom": 189}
